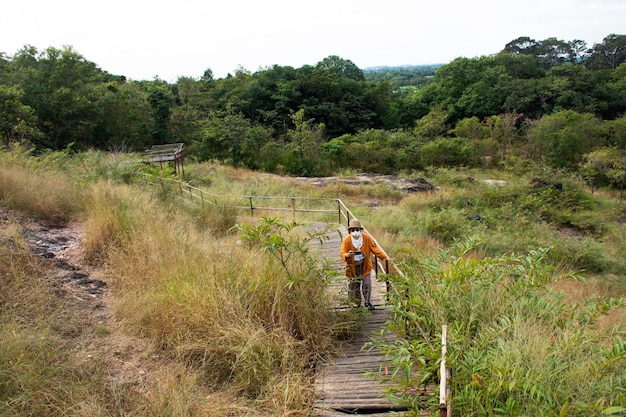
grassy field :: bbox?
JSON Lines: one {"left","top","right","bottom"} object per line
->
{"left": 1, "top": 147, "right": 625, "bottom": 416}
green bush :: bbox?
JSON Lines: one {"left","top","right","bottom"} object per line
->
{"left": 424, "top": 209, "right": 469, "bottom": 245}
{"left": 377, "top": 239, "right": 626, "bottom": 416}
{"left": 420, "top": 137, "right": 481, "bottom": 168}
{"left": 548, "top": 236, "right": 612, "bottom": 274}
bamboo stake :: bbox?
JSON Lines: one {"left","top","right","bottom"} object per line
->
{"left": 439, "top": 324, "right": 448, "bottom": 417}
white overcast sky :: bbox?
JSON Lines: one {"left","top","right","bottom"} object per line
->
{"left": 2, "top": 0, "right": 625, "bottom": 82}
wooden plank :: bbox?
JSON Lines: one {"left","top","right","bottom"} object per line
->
{"left": 306, "top": 221, "right": 436, "bottom": 417}
{"left": 307, "top": 222, "right": 409, "bottom": 416}
{"left": 145, "top": 143, "right": 184, "bottom": 162}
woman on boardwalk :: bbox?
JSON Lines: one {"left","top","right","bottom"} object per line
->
{"left": 340, "top": 219, "right": 389, "bottom": 310}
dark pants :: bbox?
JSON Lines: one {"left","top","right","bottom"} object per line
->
{"left": 348, "top": 263, "right": 371, "bottom": 306}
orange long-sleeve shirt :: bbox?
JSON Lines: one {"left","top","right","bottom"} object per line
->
{"left": 340, "top": 232, "right": 388, "bottom": 278}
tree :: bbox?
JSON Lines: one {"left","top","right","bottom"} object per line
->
{"left": 387, "top": 87, "right": 429, "bottom": 130}
{"left": 191, "top": 106, "right": 273, "bottom": 168}
{"left": 237, "top": 65, "right": 299, "bottom": 135}
{"left": 421, "top": 57, "right": 485, "bottom": 117}
{"left": 200, "top": 68, "right": 214, "bottom": 84}
{"left": 456, "top": 65, "right": 512, "bottom": 119}
{"left": 11, "top": 45, "right": 108, "bottom": 149}
{"left": 283, "top": 109, "right": 326, "bottom": 176}
{"left": 296, "top": 58, "right": 377, "bottom": 136}
{"left": 503, "top": 36, "right": 539, "bottom": 56}
{"left": 535, "top": 37, "right": 578, "bottom": 68}
{"left": 206, "top": 67, "right": 254, "bottom": 119}
{"left": 580, "top": 147, "right": 614, "bottom": 193}
{"left": 315, "top": 55, "right": 364, "bottom": 81}
{"left": 0, "top": 85, "right": 42, "bottom": 144}
{"left": 545, "top": 64, "right": 600, "bottom": 114}
{"left": 607, "top": 152, "right": 626, "bottom": 203}
{"left": 526, "top": 110, "right": 604, "bottom": 168}
{"left": 504, "top": 36, "right": 588, "bottom": 67}
{"left": 95, "top": 81, "right": 152, "bottom": 151}
{"left": 486, "top": 113, "right": 521, "bottom": 160}
{"left": 586, "top": 34, "right": 626, "bottom": 70}
{"left": 145, "top": 80, "right": 175, "bottom": 143}
{"left": 416, "top": 106, "right": 449, "bottom": 140}
{"left": 453, "top": 117, "right": 489, "bottom": 141}
{"left": 604, "top": 63, "right": 626, "bottom": 120}
{"left": 320, "top": 135, "right": 348, "bottom": 172}
{"left": 581, "top": 147, "right": 626, "bottom": 201}
{"left": 606, "top": 114, "right": 626, "bottom": 150}
{"left": 169, "top": 76, "right": 204, "bottom": 148}
{"left": 193, "top": 109, "right": 246, "bottom": 164}
{"left": 493, "top": 52, "right": 544, "bottom": 79}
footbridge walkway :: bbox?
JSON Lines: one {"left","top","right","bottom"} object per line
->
{"left": 166, "top": 179, "right": 450, "bottom": 417}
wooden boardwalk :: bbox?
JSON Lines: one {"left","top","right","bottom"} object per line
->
{"left": 166, "top": 181, "right": 444, "bottom": 415}
{"left": 306, "top": 222, "right": 413, "bottom": 417}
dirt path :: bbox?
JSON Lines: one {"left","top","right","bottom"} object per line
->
{"left": 1, "top": 207, "right": 155, "bottom": 391}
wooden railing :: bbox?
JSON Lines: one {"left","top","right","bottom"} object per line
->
{"left": 160, "top": 177, "right": 446, "bottom": 412}
{"left": 172, "top": 179, "right": 404, "bottom": 278}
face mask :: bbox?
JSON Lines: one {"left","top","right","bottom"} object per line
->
{"left": 351, "top": 230, "right": 361, "bottom": 238}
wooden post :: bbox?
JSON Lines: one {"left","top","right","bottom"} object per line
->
{"left": 249, "top": 197, "right": 254, "bottom": 216}
{"left": 337, "top": 200, "right": 341, "bottom": 225}
{"left": 374, "top": 255, "right": 378, "bottom": 275}
{"left": 439, "top": 324, "right": 448, "bottom": 417}
{"left": 384, "top": 259, "right": 388, "bottom": 300}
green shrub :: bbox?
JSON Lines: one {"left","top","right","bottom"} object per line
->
{"left": 548, "top": 236, "right": 612, "bottom": 274}
{"left": 420, "top": 137, "right": 481, "bottom": 168}
{"left": 377, "top": 239, "right": 626, "bottom": 416}
{"left": 424, "top": 209, "right": 470, "bottom": 244}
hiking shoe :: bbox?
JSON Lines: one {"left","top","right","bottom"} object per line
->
{"left": 366, "top": 303, "right": 375, "bottom": 311}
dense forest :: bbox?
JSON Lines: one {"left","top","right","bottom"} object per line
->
{"left": 1, "top": 34, "right": 625, "bottom": 179}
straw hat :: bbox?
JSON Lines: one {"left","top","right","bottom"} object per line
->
{"left": 348, "top": 219, "right": 363, "bottom": 230}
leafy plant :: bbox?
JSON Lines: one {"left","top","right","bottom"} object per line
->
{"left": 233, "top": 217, "right": 330, "bottom": 281}
{"left": 375, "top": 238, "right": 626, "bottom": 416}
{"left": 231, "top": 217, "right": 344, "bottom": 351}
{"left": 424, "top": 209, "right": 470, "bottom": 245}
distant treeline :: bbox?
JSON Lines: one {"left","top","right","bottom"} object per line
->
{"left": 1, "top": 34, "right": 625, "bottom": 177}
{"left": 363, "top": 64, "right": 441, "bottom": 88}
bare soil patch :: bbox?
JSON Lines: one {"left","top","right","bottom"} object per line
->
{"left": 0, "top": 206, "right": 156, "bottom": 392}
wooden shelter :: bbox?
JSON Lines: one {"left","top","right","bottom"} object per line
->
{"left": 145, "top": 143, "right": 185, "bottom": 176}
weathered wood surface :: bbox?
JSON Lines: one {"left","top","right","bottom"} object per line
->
{"left": 314, "top": 306, "right": 410, "bottom": 415}
{"left": 144, "top": 143, "right": 184, "bottom": 162}
{"left": 305, "top": 222, "right": 416, "bottom": 416}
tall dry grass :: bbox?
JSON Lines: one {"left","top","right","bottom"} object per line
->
{"left": 4, "top": 148, "right": 625, "bottom": 415}
{"left": 1, "top": 152, "right": 342, "bottom": 416}
{"left": 81, "top": 179, "right": 337, "bottom": 414}
{"left": 0, "top": 220, "right": 107, "bottom": 417}
{"left": 0, "top": 165, "right": 82, "bottom": 222}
